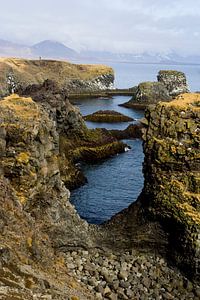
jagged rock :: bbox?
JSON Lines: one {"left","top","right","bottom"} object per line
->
{"left": 0, "top": 94, "right": 94, "bottom": 245}
{"left": 84, "top": 110, "right": 134, "bottom": 123}
{"left": 0, "top": 95, "right": 95, "bottom": 299}
{"left": 135, "top": 81, "right": 171, "bottom": 104}
{"left": 142, "top": 93, "right": 200, "bottom": 280}
{"left": 19, "top": 79, "right": 87, "bottom": 137}
{"left": 157, "top": 70, "right": 189, "bottom": 96}
{"left": 120, "top": 70, "right": 189, "bottom": 108}
{"left": 104, "top": 93, "right": 200, "bottom": 283}
{"left": 120, "top": 81, "right": 171, "bottom": 109}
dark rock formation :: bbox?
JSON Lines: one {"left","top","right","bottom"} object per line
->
{"left": 109, "top": 93, "right": 200, "bottom": 282}
{"left": 142, "top": 93, "right": 200, "bottom": 280}
{"left": 157, "top": 70, "right": 189, "bottom": 96}
{"left": 0, "top": 94, "right": 95, "bottom": 299}
{"left": 18, "top": 80, "right": 127, "bottom": 189}
{"left": 108, "top": 123, "right": 143, "bottom": 140}
{"left": 84, "top": 110, "right": 134, "bottom": 123}
{"left": 120, "top": 70, "right": 189, "bottom": 109}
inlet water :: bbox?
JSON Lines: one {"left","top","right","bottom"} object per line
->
{"left": 70, "top": 96, "right": 144, "bottom": 224}
{"left": 70, "top": 139, "right": 144, "bottom": 224}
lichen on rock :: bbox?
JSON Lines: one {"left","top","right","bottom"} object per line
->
{"left": 142, "top": 93, "right": 200, "bottom": 280}
{"left": 84, "top": 110, "right": 134, "bottom": 123}
{"left": 157, "top": 70, "right": 189, "bottom": 96}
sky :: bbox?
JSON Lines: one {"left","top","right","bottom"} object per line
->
{"left": 0, "top": 0, "right": 200, "bottom": 55}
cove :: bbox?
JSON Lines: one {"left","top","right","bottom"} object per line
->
{"left": 70, "top": 96, "right": 144, "bottom": 224}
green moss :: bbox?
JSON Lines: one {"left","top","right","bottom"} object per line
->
{"left": 84, "top": 110, "right": 133, "bottom": 123}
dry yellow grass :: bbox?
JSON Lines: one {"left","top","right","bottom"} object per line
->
{"left": 0, "top": 57, "right": 113, "bottom": 88}
{"left": 164, "top": 93, "right": 200, "bottom": 109}
{"left": 0, "top": 94, "right": 39, "bottom": 120}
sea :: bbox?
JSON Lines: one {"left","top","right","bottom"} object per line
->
{"left": 70, "top": 62, "right": 200, "bottom": 224}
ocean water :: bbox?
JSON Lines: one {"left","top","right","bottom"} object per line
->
{"left": 71, "top": 95, "right": 143, "bottom": 130}
{"left": 70, "top": 62, "right": 199, "bottom": 224}
{"left": 108, "top": 62, "right": 200, "bottom": 91}
{"left": 70, "top": 94, "right": 144, "bottom": 224}
{"left": 70, "top": 139, "right": 144, "bottom": 224}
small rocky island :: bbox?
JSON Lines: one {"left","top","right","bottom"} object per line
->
{"left": 120, "top": 70, "right": 189, "bottom": 109}
{"left": 0, "top": 58, "right": 199, "bottom": 299}
{"left": 84, "top": 110, "right": 134, "bottom": 123}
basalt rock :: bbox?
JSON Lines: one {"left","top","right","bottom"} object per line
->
{"left": 120, "top": 70, "right": 189, "bottom": 109}
{"left": 108, "top": 123, "right": 143, "bottom": 140}
{"left": 84, "top": 110, "right": 134, "bottom": 123}
{"left": 104, "top": 93, "right": 200, "bottom": 283}
{"left": 18, "top": 79, "right": 126, "bottom": 189}
{"left": 0, "top": 57, "right": 114, "bottom": 98}
{"left": 120, "top": 81, "right": 171, "bottom": 109}
{"left": 157, "top": 70, "right": 189, "bottom": 96}
{"left": 0, "top": 94, "right": 95, "bottom": 299}
{"left": 142, "top": 93, "right": 200, "bottom": 281}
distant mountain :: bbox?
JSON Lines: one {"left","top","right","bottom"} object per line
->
{"left": 80, "top": 50, "right": 200, "bottom": 65}
{"left": 1, "top": 38, "right": 200, "bottom": 65}
{"left": 0, "top": 39, "right": 32, "bottom": 58}
{"left": 31, "top": 40, "right": 77, "bottom": 59}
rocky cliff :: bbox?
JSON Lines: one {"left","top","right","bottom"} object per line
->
{"left": 0, "top": 92, "right": 199, "bottom": 298}
{"left": 0, "top": 94, "right": 97, "bottom": 299}
{"left": 142, "top": 93, "right": 200, "bottom": 280}
{"left": 157, "top": 70, "right": 189, "bottom": 96}
{"left": 105, "top": 93, "right": 200, "bottom": 283}
{"left": 0, "top": 58, "right": 114, "bottom": 98}
{"left": 121, "top": 70, "right": 189, "bottom": 109}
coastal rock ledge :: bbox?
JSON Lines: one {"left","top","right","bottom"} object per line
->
{"left": 142, "top": 93, "right": 200, "bottom": 280}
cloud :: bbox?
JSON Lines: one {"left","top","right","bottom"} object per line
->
{"left": 0, "top": 0, "right": 200, "bottom": 54}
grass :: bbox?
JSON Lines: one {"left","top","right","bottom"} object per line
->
{"left": 0, "top": 58, "right": 114, "bottom": 88}
{"left": 162, "top": 93, "right": 200, "bottom": 109}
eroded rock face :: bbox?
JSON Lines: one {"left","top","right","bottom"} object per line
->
{"left": 135, "top": 81, "right": 171, "bottom": 104}
{"left": 120, "top": 70, "right": 189, "bottom": 108}
{"left": 0, "top": 58, "right": 114, "bottom": 97}
{"left": 0, "top": 94, "right": 92, "bottom": 246}
{"left": 142, "top": 93, "right": 200, "bottom": 280}
{"left": 0, "top": 94, "right": 96, "bottom": 299}
{"left": 157, "top": 70, "right": 189, "bottom": 96}
{"left": 19, "top": 79, "right": 87, "bottom": 137}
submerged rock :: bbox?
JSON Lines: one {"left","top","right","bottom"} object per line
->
{"left": 84, "top": 110, "right": 134, "bottom": 123}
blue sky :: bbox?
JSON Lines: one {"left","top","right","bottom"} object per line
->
{"left": 0, "top": 0, "right": 200, "bottom": 54}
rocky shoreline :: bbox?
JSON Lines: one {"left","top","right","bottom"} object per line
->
{"left": 64, "top": 249, "right": 200, "bottom": 300}
{"left": 0, "top": 58, "right": 199, "bottom": 299}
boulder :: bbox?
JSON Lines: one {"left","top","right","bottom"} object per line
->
{"left": 157, "top": 70, "right": 189, "bottom": 96}
{"left": 120, "top": 81, "right": 171, "bottom": 109}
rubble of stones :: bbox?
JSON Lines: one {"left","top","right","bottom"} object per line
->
{"left": 64, "top": 250, "right": 200, "bottom": 300}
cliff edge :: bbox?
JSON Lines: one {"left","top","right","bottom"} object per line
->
{"left": 0, "top": 58, "right": 114, "bottom": 97}
{"left": 143, "top": 93, "right": 200, "bottom": 280}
